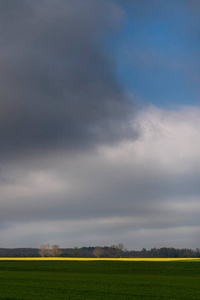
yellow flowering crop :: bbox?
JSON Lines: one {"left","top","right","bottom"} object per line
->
{"left": 0, "top": 257, "right": 199, "bottom": 261}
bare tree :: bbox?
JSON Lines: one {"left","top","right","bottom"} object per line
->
{"left": 39, "top": 244, "right": 46, "bottom": 257}
{"left": 107, "top": 245, "right": 117, "bottom": 257}
{"left": 39, "top": 244, "right": 51, "bottom": 257}
{"left": 50, "top": 245, "right": 62, "bottom": 257}
{"left": 39, "top": 244, "right": 61, "bottom": 257}
{"left": 45, "top": 244, "right": 51, "bottom": 256}
{"left": 107, "top": 244, "right": 126, "bottom": 257}
{"left": 93, "top": 246, "right": 104, "bottom": 258}
{"left": 116, "top": 243, "right": 126, "bottom": 257}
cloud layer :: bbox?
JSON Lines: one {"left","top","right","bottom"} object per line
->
{"left": 1, "top": 106, "right": 200, "bottom": 249}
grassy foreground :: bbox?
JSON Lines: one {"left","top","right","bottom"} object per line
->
{"left": 0, "top": 260, "right": 200, "bottom": 299}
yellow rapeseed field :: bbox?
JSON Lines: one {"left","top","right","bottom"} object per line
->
{"left": 0, "top": 257, "right": 199, "bottom": 261}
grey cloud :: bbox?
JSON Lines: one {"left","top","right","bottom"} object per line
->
{"left": 0, "top": 138, "right": 200, "bottom": 249}
{"left": 0, "top": 0, "right": 134, "bottom": 159}
{"left": 1, "top": 147, "right": 200, "bottom": 232}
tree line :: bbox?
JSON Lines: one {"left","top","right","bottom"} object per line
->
{"left": 0, "top": 245, "right": 199, "bottom": 258}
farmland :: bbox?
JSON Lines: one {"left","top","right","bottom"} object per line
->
{"left": 0, "top": 260, "right": 200, "bottom": 299}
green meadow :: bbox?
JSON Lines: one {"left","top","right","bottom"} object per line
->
{"left": 0, "top": 260, "right": 200, "bottom": 299}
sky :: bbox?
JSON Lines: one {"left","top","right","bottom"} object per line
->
{"left": 0, "top": 0, "right": 200, "bottom": 250}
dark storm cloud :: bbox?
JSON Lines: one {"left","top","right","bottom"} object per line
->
{"left": 0, "top": 0, "right": 133, "bottom": 158}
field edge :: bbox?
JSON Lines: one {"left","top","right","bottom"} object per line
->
{"left": 0, "top": 257, "right": 199, "bottom": 261}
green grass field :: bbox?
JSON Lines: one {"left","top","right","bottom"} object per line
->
{"left": 0, "top": 260, "right": 200, "bottom": 299}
